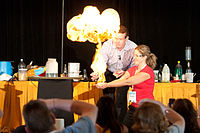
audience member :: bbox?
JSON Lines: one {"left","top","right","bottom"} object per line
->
{"left": 198, "top": 105, "right": 200, "bottom": 127}
{"left": 131, "top": 98, "right": 185, "bottom": 133}
{"left": 172, "top": 98, "right": 200, "bottom": 133}
{"left": 0, "top": 109, "right": 3, "bottom": 118}
{"left": 95, "top": 96, "right": 128, "bottom": 133}
{"left": 13, "top": 125, "right": 26, "bottom": 133}
{"left": 20, "top": 99, "right": 97, "bottom": 133}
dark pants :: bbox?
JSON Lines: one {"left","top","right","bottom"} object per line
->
{"left": 103, "top": 69, "right": 129, "bottom": 123}
{"left": 123, "top": 105, "right": 137, "bottom": 130}
{"left": 116, "top": 86, "right": 129, "bottom": 122}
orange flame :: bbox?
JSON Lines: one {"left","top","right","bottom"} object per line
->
{"left": 67, "top": 6, "right": 120, "bottom": 82}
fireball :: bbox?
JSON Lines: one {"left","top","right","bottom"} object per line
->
{"left": 67, "top": 5, "right": 120, "bottom": 82}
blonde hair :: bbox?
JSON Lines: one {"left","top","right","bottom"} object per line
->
{"left": 135, "top": 45, "right": 157, "bottom": 69}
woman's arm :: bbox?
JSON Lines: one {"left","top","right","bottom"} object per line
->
{"left": 96, "top": 71, "right": 150, "bottom": 89}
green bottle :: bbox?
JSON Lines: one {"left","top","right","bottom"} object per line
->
{"left": 174, "top": 61, "right": 183, "bottom": 80}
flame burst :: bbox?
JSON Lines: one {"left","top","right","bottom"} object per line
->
{"left": 67, "top": 5, "right": 120, "bottom": 82}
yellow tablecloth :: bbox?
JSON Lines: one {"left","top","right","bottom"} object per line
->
{"left": 0, "top": 81, "right": 38, "bottom": 132}
{"left": 0, "top": 81, "right": 199, "bottom": 131}
{"left": 154, "top": 83, "right": 199, "bottom": 110}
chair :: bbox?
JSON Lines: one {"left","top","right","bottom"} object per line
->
{"left": 37, "top": 79, "right": 74, "bottom": 126}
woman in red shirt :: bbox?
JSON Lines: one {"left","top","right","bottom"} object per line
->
{"left": 96, "top": 44, "right": 157, "bottom": 129}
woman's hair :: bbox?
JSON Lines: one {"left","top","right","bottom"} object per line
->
{"left": 135, "top": 45, "right": 157, "bottom": 69}
{"left": 172, "top": 99, "right": 200, "bottom": 133}
{"left": 96, "top": 96, "right": 123, "bottom": 133}
{"left": 131, "top": 102, "right": 168, "bottom": 133}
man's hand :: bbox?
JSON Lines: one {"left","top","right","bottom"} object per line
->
{"left": 113, "top": 70, "right": 125, "bottom": 78}
{"left": 96, "top": 82, "right": 108, "bottom": 89}
{"left": 90, "top": 72, "right": 99, "bottom": 81}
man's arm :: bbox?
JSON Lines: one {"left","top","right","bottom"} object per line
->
{"left": 41, "top": 99, "right": 98, "bottom": 124}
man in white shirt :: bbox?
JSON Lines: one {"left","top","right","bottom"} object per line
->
{"left": 91, "top": 25, "right": 137, "bottom": 123}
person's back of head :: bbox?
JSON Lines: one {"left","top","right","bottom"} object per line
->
{"left": 131, "top": 102, "right": 168, "bottom": 133}
{"left": 23, "top": 100, "right": 55, "bottom": 133}
{"left": 96, "top": 96, "right": 122, "bottom": 133}
{"left": 172, "top": 98, "right": 200, "bottom": 133}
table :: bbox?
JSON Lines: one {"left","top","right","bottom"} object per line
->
{"left": 0, "top": 81, "right": 102, "bottom": 132}
{"left": 154, "top": 83, "right": 200, "bottom": 110}
{"left": 0, "top": 81, "right": 38, "bottom": 132}
{"left": 0, "top": 81, "right": 199, "bottom": 132}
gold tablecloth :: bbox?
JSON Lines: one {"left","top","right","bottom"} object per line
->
{"left": 0, "top": 81, "right": 199, "bottom": 131}
{"left": 154, "top": 83, "right": 199, "bottom": 110}
{"left": 0, "top": 81, "right": 38, "bottom": 132}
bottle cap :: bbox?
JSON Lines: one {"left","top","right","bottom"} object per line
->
{"left": 178, "top": 61, "right": 180, "bottom": 63}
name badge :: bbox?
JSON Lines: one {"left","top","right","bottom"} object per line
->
{"left": 129, "top": 91, "right": 136, "bottom": 103}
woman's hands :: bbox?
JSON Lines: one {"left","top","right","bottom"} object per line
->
{"left": 95, "top": 82, "right": 109, "bottom": 89}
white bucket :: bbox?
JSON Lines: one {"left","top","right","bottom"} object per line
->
{"left": 68, "top": 62, "right": 80, "bottom": 72}
{"left": 185, "top": 73, "right": 196, "bottom": 83}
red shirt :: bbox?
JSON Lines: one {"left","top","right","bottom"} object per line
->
{"left": 127, "top": 65, "right": 155, "bottom": 107}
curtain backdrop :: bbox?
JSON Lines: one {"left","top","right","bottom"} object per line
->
{"left": 0, "top": 0, "right": 200, "bottom": 81}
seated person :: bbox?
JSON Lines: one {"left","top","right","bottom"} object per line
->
{"left": 17, "top": 99, "right": 97, "bottom": 133}
{"left": 131, "top": 99, "right": 185, "bottom": 133}
{"left": 13, "top": 125, "right": 26, "bottom": 133}
{"left": 172, "top": 98, "right": 200, "bottom": 133}
{"left": 95, "top": 96, "right": 128, "bottom": 133}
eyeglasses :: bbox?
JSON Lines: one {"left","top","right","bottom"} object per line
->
{"left": 134, "top": 54, "right": 144, "bottom": 58}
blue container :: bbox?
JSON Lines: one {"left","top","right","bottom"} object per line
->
{"left": 0, "top": 61, "right": 13, "bottom": 76}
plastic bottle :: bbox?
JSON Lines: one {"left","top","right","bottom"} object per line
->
{"left": 174, "top": 61, "right": 183, "bottom": 80}
{"left": 186, "top": 62, "right": 192, "bottom": 73}
{"left": 83, "top": 69, "right": 88, "bottom": 81}
{"left": 63, "top": 64, "right": 68, "bottom": 77}
{"left": 18, "top": 59, "right": 27, "bottom": 81}
{"left": 158, "top": 64, "right": 163, "bottom": 82}
{"left": 162, "top": 64, "right": 170, "bottom": 82}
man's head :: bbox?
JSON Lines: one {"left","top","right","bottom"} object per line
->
{"left": 23, "top": 100, "right": 55, "bottom": 133}
{"left": 112, "top": 25, "right": 129, "bottom": 51}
